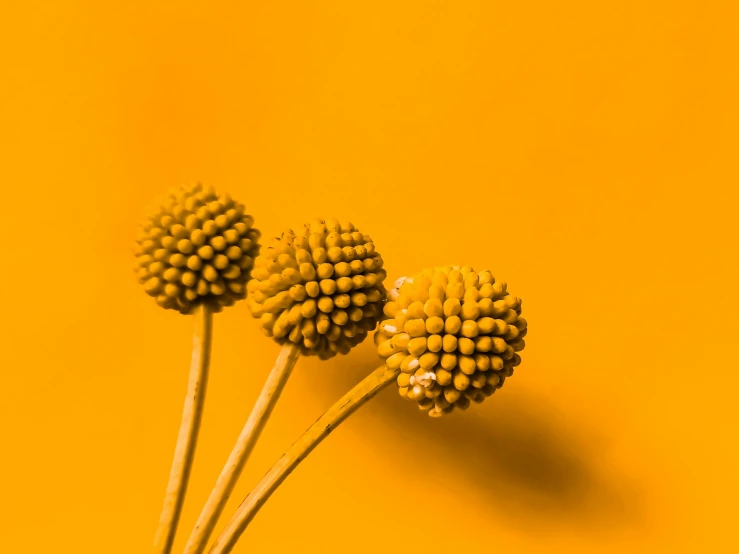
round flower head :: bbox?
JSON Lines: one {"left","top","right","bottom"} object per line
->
{"left": 247, "top": 218, "right": 388, "bottom": 360}
{"left": 133, "top": 183, "right": 261, "bottom": 314}
{"left": 375, "top": 265, "right": 527, "bottom": 417}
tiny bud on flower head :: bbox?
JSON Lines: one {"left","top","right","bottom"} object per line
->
{"left": 377, "top": 265, "right": 526, "bottom": 417}
{"left": 247, "top": 218, "right": 388, "bottom": 359}
{"left": 134, "top": 183, "right": 261, "bottom": 314}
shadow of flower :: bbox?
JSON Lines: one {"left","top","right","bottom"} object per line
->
{"left": 308, "top": 342, "right": 642, "bottom": 533}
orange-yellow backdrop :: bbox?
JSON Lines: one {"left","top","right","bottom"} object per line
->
{"left": 1, "top": 1, "right": 737, "bottom": 553}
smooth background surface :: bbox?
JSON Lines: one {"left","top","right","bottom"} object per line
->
{"left": 1, "top": 2, "right": 737, "bottom": 552}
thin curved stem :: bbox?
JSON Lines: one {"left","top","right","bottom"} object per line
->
{"left": 153, "top": 303, "right": 213, "bottom": 554}
{"left": 183, "top": 344, "right": 301, "bottom": 554}
{"left": 208, "top": 364, "right": 400, "bottom": 554}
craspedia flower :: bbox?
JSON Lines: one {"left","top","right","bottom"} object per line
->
{"left": 374, "top": 265, "right": 527, "bottom": 417}
{"left": 133, "top": 183, "right": 261, "bottom": 314}
{"left": 246, "top": 217, "right": 388, "bottom": 360}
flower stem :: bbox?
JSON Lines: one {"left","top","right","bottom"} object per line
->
{"left": 207, "top": 363, "right": 400, "bottom": 554}
{"left": 183, "top": 344, "right": 301, "bottom": 554}
{"left": 153, "top": 303, "right": 213, "bottom": 554}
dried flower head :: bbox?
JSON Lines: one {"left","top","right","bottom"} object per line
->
{"left": 134, "top": 183, "right": 261, "bottom": 314}
{"left": 247, "top": 218, "right": 388, "bottom": 359}
{"left": 375, "top": 265, "right": 527, "bottom": 417}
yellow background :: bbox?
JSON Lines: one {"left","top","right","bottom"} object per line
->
{"left": 1, "top": 2, "right": 737, "bottom": 552}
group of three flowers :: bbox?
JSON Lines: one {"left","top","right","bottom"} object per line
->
{"left": 134, "top": 183, "right": 527, "bottom": 554}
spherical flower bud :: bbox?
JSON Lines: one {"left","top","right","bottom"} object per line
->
{"left": 134, "top": 183, "right": 261, "bottom": 314}
{"left": 375, "top": 265, "right": 526, "bottom": 417}
{"left": 247, "top": 218, "right": 388, "bottom": 359}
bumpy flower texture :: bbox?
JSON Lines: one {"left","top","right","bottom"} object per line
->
{"left": 246, "top": 218, "right": 388, "bottom": 360}
{"left": 375, "top": 265, "right": 527, "bottom": 417}
{"left": 133, "top": 183, "right": 261, "bottom": 314}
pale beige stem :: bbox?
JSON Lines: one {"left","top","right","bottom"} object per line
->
{"left": 153, "top": 303, "right": 213, "bottom": 554}
{"left": 183, "top": 344, "right": 301, "bottom": 554}
{"left": 207, "top": 364, "right": 400, "bottom": 554}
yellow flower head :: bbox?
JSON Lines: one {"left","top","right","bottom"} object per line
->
{"left": 247, "top": 217, "right": 388, "bottom": 359}
{"left": 133, "top": 183, "right": 261, "bottom": 314}
{"left": 375, "top": 265, "right": 527, "bottom": 417}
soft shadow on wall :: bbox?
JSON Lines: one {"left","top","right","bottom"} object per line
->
{"left": 307, "top": 340, "right": 643, "bottom": 535}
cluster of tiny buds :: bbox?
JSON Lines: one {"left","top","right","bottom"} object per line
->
{"left": 246, "top": 218, "right": 388, "bottom": 359}
{"left": 133, "top": 183, "right": 261, "bottom": 314}
{"left": 375, "top": 265, "right": 526, "bottom": 417}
